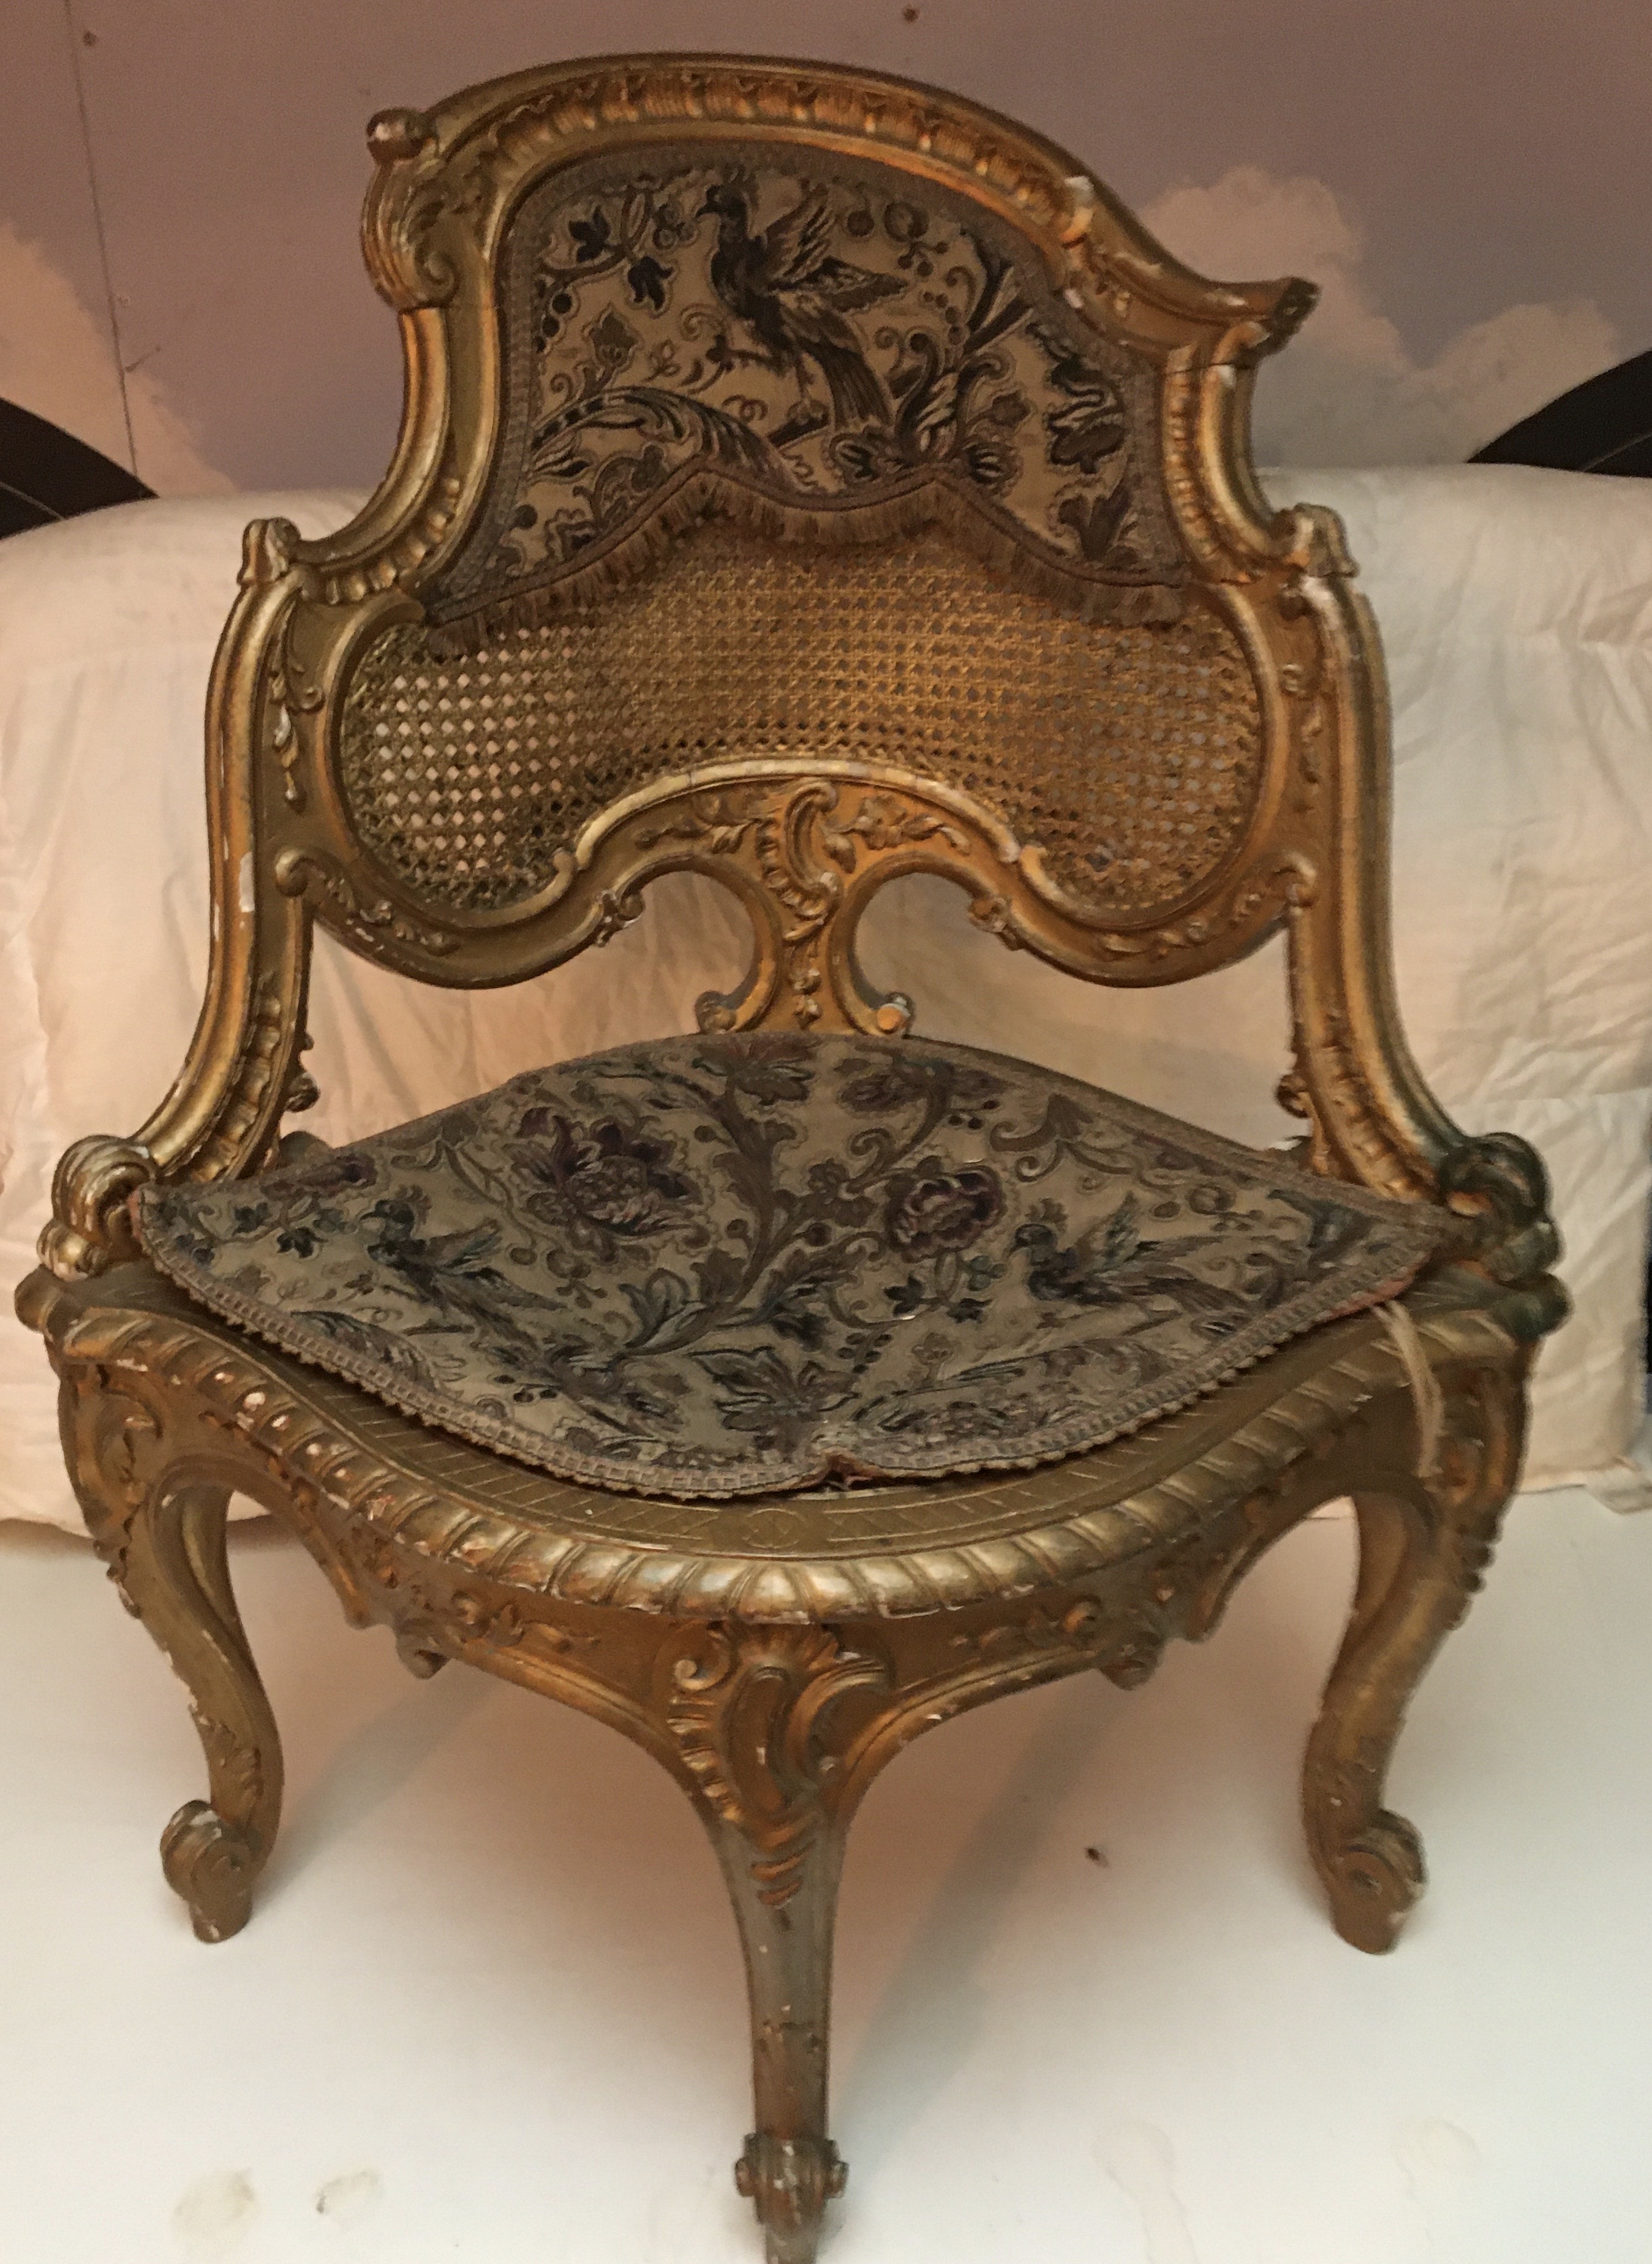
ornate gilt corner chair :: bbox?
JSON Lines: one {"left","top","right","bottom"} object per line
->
{"left": 17, "top": 56, "right": 1566, "bottom": 2264}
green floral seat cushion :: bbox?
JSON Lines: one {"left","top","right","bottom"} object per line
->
{"left": 135, "top": 1033, "right": 1452, "bottom": 1500}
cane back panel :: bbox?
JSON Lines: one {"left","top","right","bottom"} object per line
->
{"left": 43, "top": 55, "right": 1556, "bottom": 1285}
{"left": 339, "top": 526, "right": 1261, "bottom": 921}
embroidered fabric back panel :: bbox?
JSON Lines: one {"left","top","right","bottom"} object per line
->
{"left": 439, "top": 143, "right": 1190, "bottom": 635}
{"left": 339, "top": 523, "right": 1263, "bottom": 916}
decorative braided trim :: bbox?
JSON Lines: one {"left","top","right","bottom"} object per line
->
{"left": 425, "top": 466, "right": 1186, "bottom": 658}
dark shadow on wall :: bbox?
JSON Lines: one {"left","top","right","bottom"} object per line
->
{"left": 0, "top": 396, "right": 153, "bottom": 538}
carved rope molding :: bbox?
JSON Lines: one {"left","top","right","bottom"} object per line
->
{"left": 31, "top": 1272, "right": 1525, "bottom": 1628}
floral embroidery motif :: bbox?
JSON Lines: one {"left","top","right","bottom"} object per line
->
{"left": 137, "top": 1035, "right": 1449, "bottom": 1500}
{"left": 435, "top": 149, "right": 1186, "bottom": 634}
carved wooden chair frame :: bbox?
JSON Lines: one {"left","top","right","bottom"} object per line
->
{"left": 18, "top": 55, "right": 1564, "bottom": 2264}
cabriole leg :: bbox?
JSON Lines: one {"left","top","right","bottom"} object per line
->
{"left": 1303, "top": 1362, "right": 1524, "bottom": 1954}
{"left": 75, "top": 1412, "right": 285, "bottom": 1944}
{"left": 663, "top": 1623, "right": 887, "bottom": 2264}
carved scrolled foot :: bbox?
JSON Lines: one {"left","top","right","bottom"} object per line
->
{"left": 159, "top": 1799, "right": 263, "bottom": 1944}
{"left": 394, "top": 1631, "right": 449, "bottom": 1679}
{"left": 735, "top": 2134, "right": 848, "bottom": 2264}
{"left": 1316, "top": 1809, "right": 1426, "bottom": 1955}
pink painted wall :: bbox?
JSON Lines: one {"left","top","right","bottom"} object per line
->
{"left": 4, "top": 1, "right": 1645, "bottom": 490}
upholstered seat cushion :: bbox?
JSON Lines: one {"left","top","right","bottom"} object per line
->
{"left": 135, "top": 1033, "right": 1452, "bottom": 1500}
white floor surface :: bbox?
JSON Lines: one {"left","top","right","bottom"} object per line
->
{"left": 4, "top": 1489, "right": 1651, "bottom": 2264}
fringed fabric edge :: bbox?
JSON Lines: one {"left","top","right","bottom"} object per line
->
{"left": 423, "top": 466, "right": 1187, "bottom": 659}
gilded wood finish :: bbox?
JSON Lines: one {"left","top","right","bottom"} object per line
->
{"left": 18, "top": 53, "right": 1566, "bottom": 2264}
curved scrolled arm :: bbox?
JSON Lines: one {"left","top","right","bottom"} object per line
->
{"left": 1271, "top": 567, "right": 1565, "bottom": 1340}
{"left": 37, "top": 519, "right": 317, "bottom": 1283}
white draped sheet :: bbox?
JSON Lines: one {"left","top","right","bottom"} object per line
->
{"left": 4, "top": 466, "right": 1650, "bottom": 1525}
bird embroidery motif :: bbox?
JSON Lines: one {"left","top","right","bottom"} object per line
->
{"left": 698, "top": 180, "right": 904, "bottom": 429}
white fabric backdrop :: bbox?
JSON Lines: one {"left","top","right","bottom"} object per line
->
{"left": 4, "top": 465, "right": 1650, "bottom": 1527}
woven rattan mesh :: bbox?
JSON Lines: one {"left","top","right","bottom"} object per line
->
{"left": 338, "top": 524, "right": 1262, "bottom": 917}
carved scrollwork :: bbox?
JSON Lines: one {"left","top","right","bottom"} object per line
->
{"left": 1281, "top": 1003, "right": 1439, "bottom": 1206}
{"left": 195, "top": 978, "right": 305, "bottom": 1180}
{"left": 273, "top": 845, "right": 459, "bottom": 957}
{"left": 735, "top": 2134, "right": 848, "bottom": 2248}
{"left": 643, "top": 777, "right": 970, "bottom": 1033}
{"left": 78, "top": 1385, "right": 162, "bottom": 1609}
{"left": 15, "top": 74, "right": 1564, "bottom": 2254}
{"left": 1312, "top": 1739, "right": 1427, "bottom": 1953}
{"left": 1427, "top": 1362, "right": 1517, "bottom": 1617}
{"left": 192, "top": 1708, "right": 265, "bottom": 1810}
{"left": 47, "top": 1340, "right": 291, "bottom": 1943}
{"left": 276, "top": 1028, "right": 320, "bottom": 1123}
{"left": 159, "top": 1799, "right": 264, "bottom": 1944}
{"left": 920, "top": 1556, "right": 1224, "bottom": 1731}
{"left": 1067, "top": 850, "right": 1317, "bottom": 965}
{"left": 941, "top": 1594, "right": 1169, "bottom": 1689}
{"left": 38, "top": 1134, "right": 154, "bottom": 1280}
{"left": 666, "top": 1626, "right": 889, "bottom": 1906}
{"left": 363, "top": 62, "right": 1085, "bottom": 321}
{"left": 238, "top": 516, "right": 307, "bottom": 592}
{"left": 268, "top": 619, "right": 323, "bottom": 814}
{"left": 309, "top": 471, "right": 467, "bottom": 606}
{"left": 1303, "top": 1355, "right": 1526, "bottom": 1953}
{"left": 613, "top": 765, "right": 1322, "bottom": 1044}
{"left": 1282, "top": 1022, "right": 1564, "bottom": 1333}
{"left": 1436, "top": 1133, "right": 1567, "bottom": 1334}
{"left": 588, "top": 886, "right": 646, "bottom": 949}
